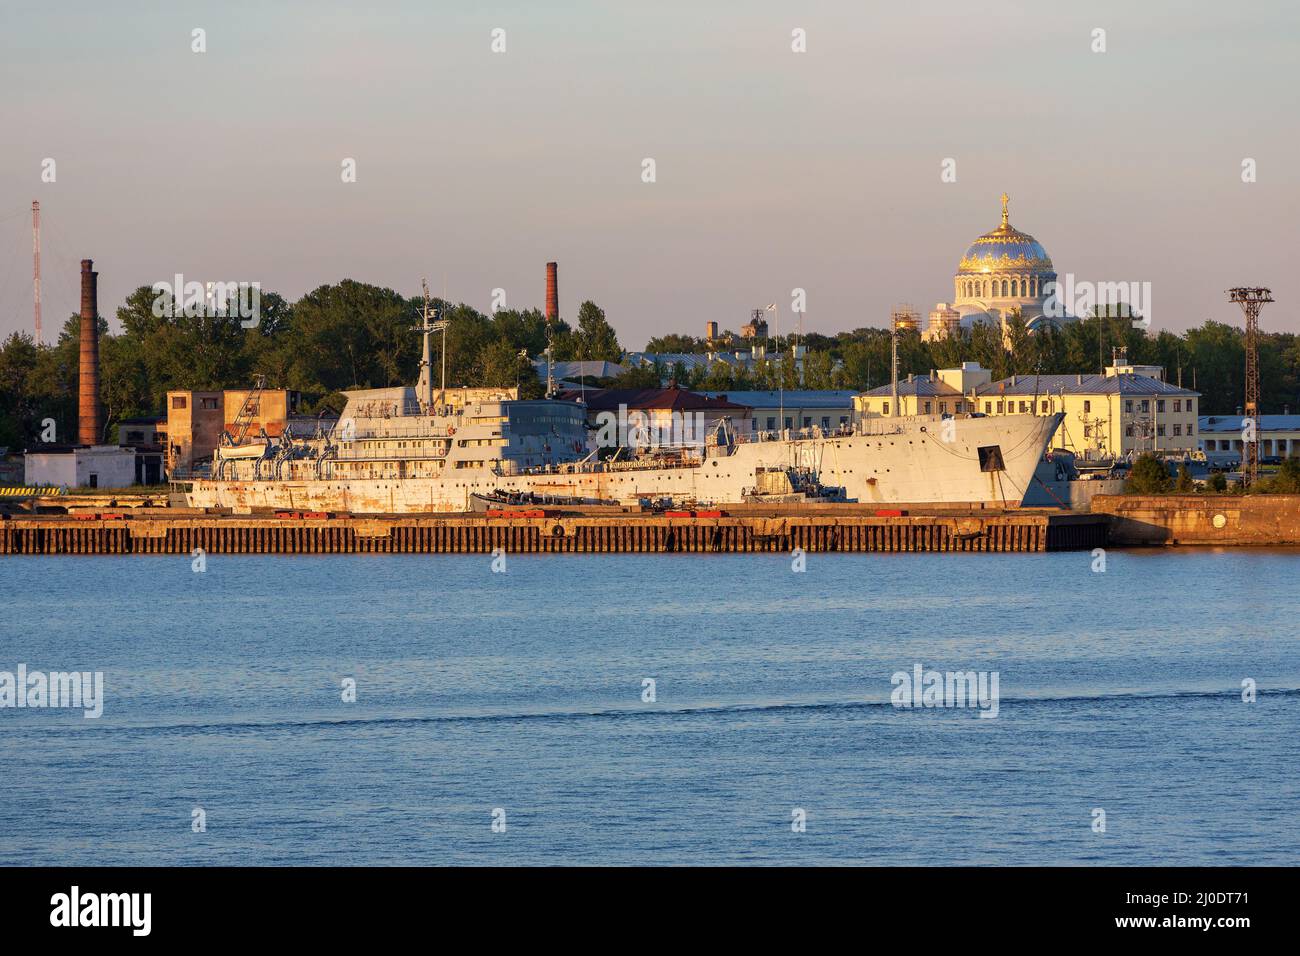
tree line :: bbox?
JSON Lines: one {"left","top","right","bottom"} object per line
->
{"left": 1127, "top": 454, "right": 1300, "bottom": 495}
{"left": 645, "top": 311, "right": 1300, "bottom": 416}
{"left": 0, "top": 280, "right": 622, "bottom": 448}
{"left": 0, "top": 280, "right": 1295, "bottom": 450}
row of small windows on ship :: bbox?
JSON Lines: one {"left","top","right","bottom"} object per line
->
{"left": 342, "top": 460, "right": 488, "bottom": 471}
{"left": 340, "top": 461, "right": 447, "bottom": 474}
{"left": 755, "top": 416, "right": 850, "bottom": 431}
{"left": 518, "top": 413, "right": 580, "bottom": 424}
{"left": 354, "top": 438, "right": 507, "bottom": 450}
{"left": 337, "top": 458, "right": 563, "bottom": 479}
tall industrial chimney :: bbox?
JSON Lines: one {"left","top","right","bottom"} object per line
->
{"left": 78, "top": 259, "right": 102, "bottom": 446}
{"left": 545, "top": 261, "right": 559, "bottom": 322}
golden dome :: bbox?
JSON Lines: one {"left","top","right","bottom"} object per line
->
{"left": 957, "top": 194, "right": 1054, "bottom": 275}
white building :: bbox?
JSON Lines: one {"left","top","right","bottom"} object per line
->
{"left": 1198, "top": 415, "right": 1300, "bottom": 464}
{"left": 24, "top": 445, "right": 140, "bottom": 490}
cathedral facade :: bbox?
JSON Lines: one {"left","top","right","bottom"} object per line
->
{"left": 924, "top": 194, "right": 1070, "bottom": 342}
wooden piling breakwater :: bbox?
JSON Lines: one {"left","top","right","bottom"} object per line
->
{"left": 0, "top": 511, "right": 1106, "bottom": 556}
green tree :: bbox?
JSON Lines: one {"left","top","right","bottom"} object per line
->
{"left": 1264, "top": 456, "right": 1300, "bottom": 494}
{"left": 490, "top": 308, "right": 550, "bottom": 357}
{"left": 1126, "top": 453, "right": 1172, "bottom": 494}
{"left": 1003, "top": 310, "right": 1032, "bottom": 373}
{"left": 698, "top": 360, "right": 737, "bottom": 391}
{"left": 644, "top": 334, "right": 706, "bottom": 353}
{"left": 0, "top": 333, "right": 41, "bottom": 448}
{"left": 546, "top": 321, "right": 579, "bottom": 362}
{"left": 612, "top": 363, "right": 663, "bottom": 388}
{"left": 834, "top": 338, "right": 887, "bottom": 390}
{"left": 100, "top": 333, "right": 153, "bottom": 441}
{"left": 479, "top": 339, "right": 544, "bottom": 398}
{"left": 29, "top": 326, "right": 79, "bottom": 444}
{"left": 803, "top": 350, "right": 835, "bottom": 390}
{"left": 284, "top": 281, "right": 413, "bottom": 393}
{"left": 1183, "top": 321, "right": 1244, "bottom": 414}
{"left": 575, "top": 301, "right": 621, "bottom": 362}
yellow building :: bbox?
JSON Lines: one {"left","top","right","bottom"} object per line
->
{"left": 855, "top": 362, "right": 991, "bottom": 418}
{"left": 856, "top": 360, "right": 1199, "bottom": 461}
{"left": 975, "top": 363, "right": 1199, "bottom": 461}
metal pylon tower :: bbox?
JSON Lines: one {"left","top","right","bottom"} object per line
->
{"left": 1227, "top": 287, "right": 1273, "bottom": 487}
{"left": 32, "top": 201, "right": 41, "bottom": 343}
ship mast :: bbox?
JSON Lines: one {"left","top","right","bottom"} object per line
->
{"left": 412, "top": 279, "right": 449, "bottom": 410}
{"left": 766, "top": 303, "right": 780, "bottom": 431}
{"left": 889, "top": 322, "right": 899, "bottom": 418}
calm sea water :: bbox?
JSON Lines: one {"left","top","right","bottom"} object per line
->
{"left": 1, "top": 550, "right": 1297, "bottom": 866}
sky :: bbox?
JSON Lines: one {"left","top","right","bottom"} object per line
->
{"left": 1, "top": 0, "right": 1297, "bottom": 348}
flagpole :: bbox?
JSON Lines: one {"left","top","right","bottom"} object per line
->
{"left": 766, "top": 303, "right": 781, "bottom": 434}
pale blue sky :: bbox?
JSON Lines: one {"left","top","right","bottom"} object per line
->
{"left": 1, "top": 0, "right": 1297, "bottom": 346}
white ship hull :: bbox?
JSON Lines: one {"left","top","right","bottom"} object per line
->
{"left": 188, "top": 413, "right": 1062, "bottom": 514}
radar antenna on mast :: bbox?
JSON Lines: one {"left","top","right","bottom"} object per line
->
{"left": 412, "top": 278, "right": 450, "bottom": 410}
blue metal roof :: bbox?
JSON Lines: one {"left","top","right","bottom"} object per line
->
{"left": 532, "top": 360, "right": 628, "bottom": 380}
{"left": 861, "top": 379, "right": 962, "bottom": 397}
{"left": 862, "top": 372, "right": 1198, "bottom": 399}
{"left": 625, "top": 352, "right": 722, "bottom": 372}
{"left": 975, "top": 374, "right": 1198, "bottom": 397}
{"left": 700, "top": 390, "right": 858, "bottom": 407}
{"left": 1199, "top": 415, "right": 1300, "bottom": 433}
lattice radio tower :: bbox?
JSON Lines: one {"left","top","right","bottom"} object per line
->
{"left": 1227, "top": 287, "right": 1273, "bottom": 487}
{"left": 32, "top": 201, "right": 41, "bottom": 343}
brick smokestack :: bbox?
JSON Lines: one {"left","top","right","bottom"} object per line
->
{"left": 545, "top": 261, "right": 559, "bottom": 322}
{"left": 78, "top": 258, "right": 102, "bottom": 445}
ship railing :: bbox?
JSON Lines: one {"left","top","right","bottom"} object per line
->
{"left": 338, "top": 426, "right": 459, "bottom": 441}
{"left": 625, "top": 439, "right": 708, "bottom": 451}
{"left": 535, "top": 458, "right": 620, "bottom": 476}
{"left": 331, "top": 448, "right": 451, "bottom": 462}
{"left": 854, "top": 422, "right": 910, "bottom": 437}
{"left": 600, "top": 455, "right": 702, "bottom": 472}
{"left": 349, "top": 399, "right": 426, "bottom": 419}
{"left": 852, "top": 412, "right": 1000, "bottom": 436}
{"left": 735, "top": 424, "right": 857, "bottom": 444}
{"left": 518, "top": 455, "right": 702, "bottom": 477}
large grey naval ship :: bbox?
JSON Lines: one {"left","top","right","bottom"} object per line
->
{"left": 187, "top": 304, "right": 1062, "bottom": 515}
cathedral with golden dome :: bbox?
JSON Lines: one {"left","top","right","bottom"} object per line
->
{"left": 923, "top": 194, "right": 1070, "bottom": 342}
